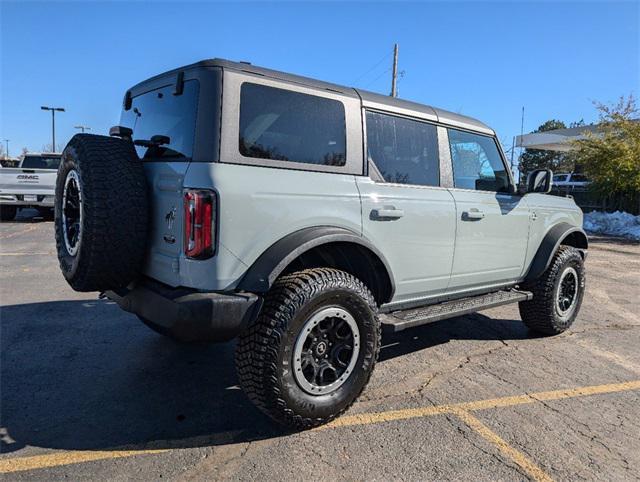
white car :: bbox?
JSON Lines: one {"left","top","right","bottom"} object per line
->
{"left": 0, "top": 153, "right": 61, "bottom": 221}
{"left": 553, "top": 173, "right": 591, "bottom": 188}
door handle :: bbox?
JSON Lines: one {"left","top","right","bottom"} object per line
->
{"left": 462, "top": 209, "right": 485, "bottom": 221}
{"left": 371, "top": 207, "right": 404, "bottom": 220}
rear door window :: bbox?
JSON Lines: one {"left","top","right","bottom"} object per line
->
{"left": 366, "top": 111, "right": 440, "bottom": 186}
{"left": 448, "top": 129, "right": 510, "bottom": 193}
{"left": 120, "top": 80, "right": 199, "bottom": 160}
{"left": 239, "top": 83, "right": 346, "bottom": 166}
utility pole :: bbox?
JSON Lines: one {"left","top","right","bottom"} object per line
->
{"left": 41, "top": 106, "right": 65, "bottom": 152}
{"left": 510, "top": 135, "right": 516, "bottom": 173}
{"left": 3, "top": 139, "right": 9, "bottom": 159}
{"left": 74, "top": 125, "right": 91, "bottom": 133}
{"left": 518, "top": 106, "right": 525, "bottom": 183}
{"left": 390, "top": 43, "right": 399, "bottom": 98}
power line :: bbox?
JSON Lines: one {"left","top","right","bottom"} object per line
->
{"left": 363, "top": 67, "right": 392, "bottom": 89}
{"left": 352, "top": 48, "right": 394, "bottom": 85}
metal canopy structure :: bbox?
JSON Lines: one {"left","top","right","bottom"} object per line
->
{"left": 516, "top": 124, "right": 600, "bottom": 152}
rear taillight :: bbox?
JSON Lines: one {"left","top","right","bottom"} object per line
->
{"left": 184, "top": 189, "right": 216, "bottom": 259}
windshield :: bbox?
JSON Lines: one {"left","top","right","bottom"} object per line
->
{"left": 21, "top": 155, "right": 61, "bottom": 169}
{"left": 553, "top": 174, "right": 568, "bottom": 182}
{"left": 120, "top": 79, "right": 199, "bottom": 160}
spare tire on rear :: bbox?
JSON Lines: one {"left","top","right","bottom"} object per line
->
{"left": 55, "top": 134, "right": 148, "bottom": 292}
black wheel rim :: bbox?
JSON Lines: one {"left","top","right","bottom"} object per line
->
{"left": 293, "top": 307, "right": 360, "bottom": 395}
{"left": 556, "top": 266, "right": 578, "bottom": 315}
{"left": 62, "top": 170, "right": 82, "bottom": 256}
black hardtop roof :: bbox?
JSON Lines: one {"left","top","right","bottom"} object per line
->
{"left": 129, "top": 58, "right": 494, "bottom": 135}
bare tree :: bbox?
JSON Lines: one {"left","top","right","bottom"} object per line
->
{"left": 41, "top": 143, "right": 65, "bottom": 153}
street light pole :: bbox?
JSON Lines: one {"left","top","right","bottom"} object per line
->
{"left": 3, "top": 139, "right": 8, "bottom": 158}
{"left": 41, "top": 106, "right": 65, "bottom": 152}
{"left": 74, "top": 125, "right": 91, "bottom": 133}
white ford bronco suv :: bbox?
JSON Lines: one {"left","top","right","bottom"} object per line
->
{"left": 55, "top": 59, "right": 587, "bottom": 429}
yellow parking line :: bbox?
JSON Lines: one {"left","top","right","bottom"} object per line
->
{"left": 0, "top": 449, "right": 168, "bottom": 474}
{"left": 2, "top": 380, "right": 639, "bottom": 474}
{"left": 325, "top": 380, "right": 640, "bottom": 429}
{"left": 452, "top": 409, "right": 553, "bottom": 482}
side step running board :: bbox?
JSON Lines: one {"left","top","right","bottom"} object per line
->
{"left": 382, "top": 289, "right": 533, "bottom": 332}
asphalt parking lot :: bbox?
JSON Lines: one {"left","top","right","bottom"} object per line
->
{"left": 1, "top": 209, "right": 639, "bottom": 481}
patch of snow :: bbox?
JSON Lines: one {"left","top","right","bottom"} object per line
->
{"left": 583, "top": 210, "right": 640, "bottom": 241}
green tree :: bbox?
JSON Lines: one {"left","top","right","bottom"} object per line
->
{"left": 569, "top": 95, "right": 640, "bottom": 213}
{"left": 519, "top": 120, "right": 571, "bottom": 178}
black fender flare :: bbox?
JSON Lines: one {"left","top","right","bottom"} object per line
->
{"left": 237, "top": 226, "right": 396, "bottom": 301}
{"left": 524, "top": 222, "right": 588, "bottom": 282}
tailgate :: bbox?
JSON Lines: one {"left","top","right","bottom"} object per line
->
{"left": 142, "top": 162, "right": 189, "bottom": 286}
{"left": 0, "top": 169, "right": 58, "bottom": 195}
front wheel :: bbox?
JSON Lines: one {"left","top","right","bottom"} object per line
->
{"left": 235, "top": 268, "right": 381, "bottom": 429}
{"left": 519, "top": 246, "right": 585, "bottom": 335}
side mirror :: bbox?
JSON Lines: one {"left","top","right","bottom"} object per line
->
{"left": 526, "top": 169, "right": 553, "bottom": 194}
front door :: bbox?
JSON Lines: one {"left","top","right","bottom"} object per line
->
{"left": 444, "top": 128, "right": 530, "bottom": 290}
{"left": 358, "top": 110, "right": 457, "bottom": 306}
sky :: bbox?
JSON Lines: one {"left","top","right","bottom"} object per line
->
{"left": 1, "top": 0, "right": 638, "bottom": 158}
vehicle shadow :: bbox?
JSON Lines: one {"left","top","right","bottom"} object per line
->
{"left": 1, "top": 207, "right": 52, "bottom": 224}
{"left": 379, "top": 311, "right": 540, "bottom": 362}
{"left": 1, "top": 299, "right": 538, "bottom": 454}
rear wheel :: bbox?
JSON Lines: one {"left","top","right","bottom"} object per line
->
{"left": 519, "top": 246, "right": 585, "bottom": 335}
{"left": 0, "top": 206, "right": 17, "bottom": 222}
{"left": 55, "top": 134, "right": 148, "bottom": 292}
{"left": 235, "top": 268, "right": 380, "bottom": 429}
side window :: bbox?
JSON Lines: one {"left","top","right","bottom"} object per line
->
{"left": 239, "top": 83, "right": 346, "bottom": 166}
{"left": 447, "top": 128, "right": 510, "bottom": 193}
{"left": 366, "top": 111, "right": 439, "bottom": 186}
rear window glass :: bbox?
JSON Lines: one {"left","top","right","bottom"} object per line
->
{"left": 366, "top": 111, "right": 439, "bottom": 186}
{"left": 120, "top": 80, "right": 199, "bottom": 160}
{"left": 21, "top": 155, "right": 61, "bottom": 169}
{"left": 239, "top": 83, "right": 346, "bottom": 166}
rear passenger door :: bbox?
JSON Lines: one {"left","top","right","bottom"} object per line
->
{"left": 357, "top": 110, "right": 457, "bottom": 306}
{"left": 444, "top": 128, "right": 530, "bottom": 291}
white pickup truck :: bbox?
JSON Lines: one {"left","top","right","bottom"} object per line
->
{"left": 0, "top": 153, "right": 61, "bottom": 221}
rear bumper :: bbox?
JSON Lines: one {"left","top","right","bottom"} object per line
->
{"left": 0, "top": 194, "right": 55, "bottom": 207}
{"left": 105, "top": 279, "right": 263, "bottom": 342}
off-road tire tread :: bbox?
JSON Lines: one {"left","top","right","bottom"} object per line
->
{"left": 519, "top": 245, "right": 584, "bottom": 335}
{"left": 235, "top": 268, "right": 381, "bottom": 430}
{"left": 55, "top": 134, "right": 148, "bottom": 292}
